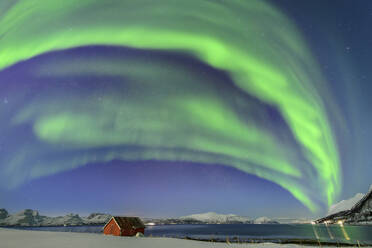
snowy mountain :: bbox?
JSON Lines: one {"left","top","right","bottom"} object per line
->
{"left": 317, "top": 185, "right": 372, "bottom": 224}
{"left": 253, "top": 216, "right": 279, "bottom": 224}
{"left": 83, "top": 213, "right": 112, "bottom": 225}
{"left": 0, "top": 209, "right": 8, "bottom": 219}
{"left": 0, "top": 209, "right": 45, "bottom": 226}
{"left": 40, "top": 214, "right": 85, "bottom": 226}
{"left": 271, "top": 218, "right": 312, "bottom": 224}
{"left": 326, "top": 185, "right": 372, "bottom": 216}
{"left": 328, "top": 193, "right": 365, "bottom": 215}
{"left": 0, "top": 209, "right": 111, "bottom": 226}
{"left": 180, "top": 212, "right": 252, "bottom": 224}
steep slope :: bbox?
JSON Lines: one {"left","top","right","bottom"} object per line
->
{"left": 328, "top": 193, "right": 364, "bottom": 215}
{"left": 317, "top": 185, "right": 372, "bottom": 224}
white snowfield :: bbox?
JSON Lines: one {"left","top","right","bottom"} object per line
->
{"left": 1, "top": 228, "right": 370, "bottom": 248}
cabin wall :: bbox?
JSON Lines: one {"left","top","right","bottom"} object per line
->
{"left": 104, "top": 218, "right": 145, "bottom": 236}
{"left": 103, "top": 219, "right": 121, "bottom": 236}
{"left": 121, "top": 227, "right": 145, "bottom": 236}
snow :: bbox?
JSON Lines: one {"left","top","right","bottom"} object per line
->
{"left": 0, "top": 209, "right": 111, "bottom": 226}
{"left": 180, "top": 212, "right": 251, "bottom": 223}
{"left": 2, "top": 210, "right": 45, "bottom": 226}
{"left": 328, "top": 193, "right": 365, "bottom": 215}
{"left": 271, "top": 218, "right": 312, "bottom": 224}
{"left": 84, "top": 213, "right": 112, "bottom": 225}
{"left": 253, "top": 217, "right": 278, "bottom": 224}
{"left": 41, "top": 213, "right": 85, "bottom": 226}
{"left": 2, "top": 228, "right": 369, "bottom": 248}
{"left": 178, "top": 213, "right": 310, "bottom": 224}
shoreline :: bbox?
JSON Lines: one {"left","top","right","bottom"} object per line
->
{"left": 1, "top": 228, "right": 371, "bottom": 248}
{"left": 181, "top": 236, "right": 371, "bottom": 247}
{"left": 2, "top": 222, "right": 372, "bottom": 227}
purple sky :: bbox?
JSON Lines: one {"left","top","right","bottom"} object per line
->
{"left": 1, "top": 0, "right": 372, "bottom": 219}
{"left": 0, "top": 160, "right": 307, "bottom": 218}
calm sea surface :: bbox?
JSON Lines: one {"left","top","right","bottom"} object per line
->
{"left": 9, "top": 224, "right": 372, "bottom": 245}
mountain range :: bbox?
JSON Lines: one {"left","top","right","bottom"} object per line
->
{"left": 179, "top": 212, "right": 280, "bottom": 224}
{"left": 0, "top": 208, "right": 320, "bottom": 227}
{"left": 0, "top": 209, "right": 111, "bottom": 226}
{"left": 0, "top": 210, "right": 287, "bottom": 226}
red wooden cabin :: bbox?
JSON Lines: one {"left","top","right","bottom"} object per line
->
{"left": 103, "top": 216, "right": 145, "bottom": 236}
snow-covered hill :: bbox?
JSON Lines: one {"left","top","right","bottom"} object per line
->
{"left": 0, "top": 209, "right": 8, "bottom": 219}
{"left": 83, "top": 213, "right": 112, "bottom": 225}
{"left": 317, "top": 185, "right": 372, "bottom": 224}
{"left": 327, "top": 185, "right": 372, "bottom": 216}
{"left": 270, "top": 218, "right": 312, "bottom": 224}
{"left": 0, "top": 209, "right": 111, "bottom": 226}
{"left": 180, "top": 212, "right": 252, "bottom": 224}
{"left": 1, "top": 209, "right": 45, "bottom": 226}
{"left": 254, "top": 217, "right": 278, "bottom": 224}
{"left": 328, "top": 193, "right": 365, "bottom": 215}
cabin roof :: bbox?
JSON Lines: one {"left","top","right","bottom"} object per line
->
{"left": 104, "top": 216, "right": 145, "bottom": 230}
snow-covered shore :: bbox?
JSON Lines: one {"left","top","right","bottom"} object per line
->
{"left": 1, "top": 228, "right": 370, "bottom": 248}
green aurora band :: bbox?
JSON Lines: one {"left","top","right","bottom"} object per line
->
{"left": 0, "top": 0, "right": 340, "bottom": 212}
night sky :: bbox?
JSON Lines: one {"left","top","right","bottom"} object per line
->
{"left": 0, "top": 0, "right": 371, "bottom": 219}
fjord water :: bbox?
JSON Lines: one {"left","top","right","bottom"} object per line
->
{"left": 12, "top": 224, "right": 372, "bottom": 245}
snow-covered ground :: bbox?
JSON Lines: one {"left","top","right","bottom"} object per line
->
{"left": 1, "top": 228, "right": 370, "bottom": 248}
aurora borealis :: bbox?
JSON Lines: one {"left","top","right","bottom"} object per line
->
{"left": 0, "top": 0, "right": 371, "bottom": 217}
